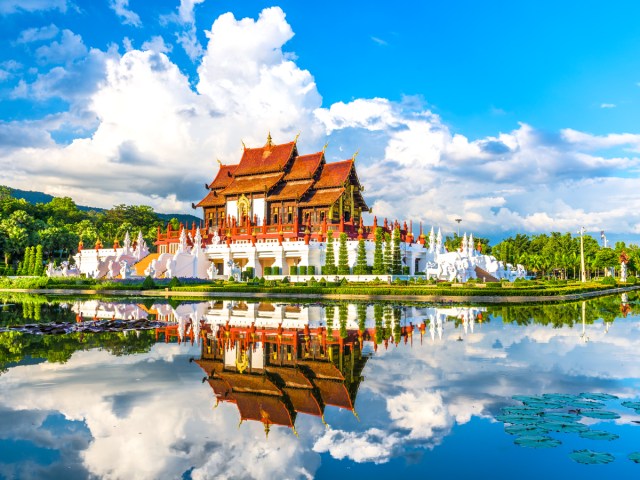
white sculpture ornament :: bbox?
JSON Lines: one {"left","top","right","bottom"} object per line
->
{"left": 207, "top": 262, "right": 218, "bottom": 280}
{"left": 621, "top": 261, "right": 628, "bottom": 283}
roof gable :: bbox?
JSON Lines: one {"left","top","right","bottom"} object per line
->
{"left": 233, "top": 141, "right": 296, "bottom": 177}
{"left": 314, "top": 160, "right": 353, "bottom": 190}
{"left": 208, "top": 164, "right": 237, "bottom": 190}
{"left": 284, "top": 152, "right": 324, "bottom": 181}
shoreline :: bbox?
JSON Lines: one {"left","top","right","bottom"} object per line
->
{"left": 1, "top": 285, "right": 638, "bottom": 304}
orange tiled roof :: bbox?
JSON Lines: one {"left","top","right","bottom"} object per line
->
{"left": 313, "top": 378, "right": 354, "bottom": 410}
{"left": 217, "top": 372, "right": 282, "bottom": 395}
{"left": 194, "top": 358, "right": 223, "bottom": 377}
{"left": 234, "top": 392, "right": 294, "bottom": 427}
{"left": 208, "top": 378, "right": 234, "bottom": 399}
{"left": 208, "top": 164, "right": 237, "bottom": 189}
{"left": 284, "top": 387, "right": 322, "bottom": 416}
{"left": 314, "top": 160, "right": 353, "bottom": 190}
{"left": 298, "top": 359, "right": 345, "bottom": 380}
{"left": 265, "top": 366, "right": 314, "bottom": 389}
{"left": 267, "top": 180, "right": 314, "bottom": 201}
{"left": 195, "top": 190, "right": 226, "bottom": 208}
{"left": 220, "top": 172, "right": 284, "bottom": 196}
{"left": 233, "top": 142, "right": 296, "bottom": 177}
{"left": 284, "top": 152, "right": 323, "bottom": 181}
{"left": 298, "top": 187, "right": 344, "bottom": 207}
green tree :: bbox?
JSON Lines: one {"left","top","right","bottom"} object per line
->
{"left": 594, "top": 248, "right": 618, "bottom": 277}
{"left": 353, "top": 238, "right": 368, "bottom": 275}
{"left": 34, "top": 245, "right": 44, "bottom": 276}
{"left": 383, "top": 232, "right": 392, "bottom": 274}
{"left": 337, "top": 233, "right": 350, "bottom": 275}
{"left": 324, "top": 232, "right": 336, "bottom": 275}
{"left": 392, "top": 227, "right": 402, "bottom": 274}
{"left": 372, "top": 227, "right": 384, "bottom": 275}
{"left": 27, "top": 246, "right": 36, "bottom": 275}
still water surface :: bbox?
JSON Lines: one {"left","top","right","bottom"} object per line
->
{"left": 1, "top": 293, "right": 640, "bottom": 479}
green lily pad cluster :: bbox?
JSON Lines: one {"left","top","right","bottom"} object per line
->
{"left": 496, "top": 391, "right": 640, "bottom": 465}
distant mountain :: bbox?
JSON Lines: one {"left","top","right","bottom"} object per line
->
{"left": 7, "top": 187, "right": 203, "bottom": 227}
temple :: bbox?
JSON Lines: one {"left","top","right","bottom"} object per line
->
{"left": 68, "top": 134, "right": 527, "bottom": 281}
{"left": 194, "top": 133, "right": 369, "bottom": 238}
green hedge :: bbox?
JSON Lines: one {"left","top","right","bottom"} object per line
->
{"left": 290, "top": 265, "right": 298, "bottom": 275}
{"left": 299, "top": 265, "right": 308, "bottom": 275}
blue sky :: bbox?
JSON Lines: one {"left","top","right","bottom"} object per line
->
{"left": 1, "top": 0, "right": 640, "bottom": 242}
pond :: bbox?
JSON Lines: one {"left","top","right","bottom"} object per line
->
{"left": 1, "top": 292, "right": 640, "bottom": 479}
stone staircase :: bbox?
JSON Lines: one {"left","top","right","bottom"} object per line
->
{"left": 475, "top": 266, "right": 500, "bottom": 283}
{"left": 133, "top": 253, "right": 159, "bottom": 277}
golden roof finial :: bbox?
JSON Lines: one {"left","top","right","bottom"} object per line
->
{"left": 264, "top": 422, "right": 271, "bottom": 438}
{"left": 241, "top": 140, "right": 246, "bottom": 150}
{"left": 217, "top": 159, "right": 222, "bottom": 167}
{"left": 352, "top": 150, "right": 359, "bottom": 161}
{"left": 322, "top": 142, "right": 329, "bottom": 153}
{"left": 294, "top": 131, "right": 301, "bottom": 143}
{"left": 266, "top": 131, "right": 273, "bottom": 147}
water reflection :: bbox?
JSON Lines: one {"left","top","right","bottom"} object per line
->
{"left": 0, "top": 293, "right": 640, "bottom": 479}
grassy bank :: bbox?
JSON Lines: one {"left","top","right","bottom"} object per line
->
{"left": 0, "top": 275, "right": 632, "bottom": 299}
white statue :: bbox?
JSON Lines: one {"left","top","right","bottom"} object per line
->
{"left": 207, "top": 262, "right": 218, "bottom": 280}
{"left": 134, "top": 231, "right": 149, "bottom": 260}
{"left": 120, "top": 260, "right": 131, "bottom": 279}
{"left": 122, "top": 231, "right": 132, "bottom": 254}
{"left": 145, "top": 260, "right": 156, "bottom": 278}
{"left": 212, "top": 230, "right": 220, "bottom": 245}
{"left": 227, "top": 260, "right": 241, "bottom": 281}
{"left": 177, "top": 228, "right": 188, "bottom": 254}
{"left": 621, "top": 261, "right": 628, "bottom": 283}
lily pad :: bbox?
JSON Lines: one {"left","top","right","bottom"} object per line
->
{"left": 501, "top": 406, "right": 544, "bottom": 416}
{"left": 540, "top": 412, "right": 581, "bottom": 422}
{"left": 621, "top": 401, "right": 640, "bottom": 410}
{"left": 579, "top": 392, "right": 619, "bottom": 401}
{"left": 569, "top": 399, "right": 606, "bottom": 409}
{"left": 542, "top": 393, "right": 578, "bottom": 403}
{"left": 542, "top": 421, "right": 589, "bottom": 433}
{"left": 579, "top": 430, "right": 619, "bottom": 441}
{"left": 522, "top": 400, "right": 565, "bottom": 410}
{"left": 514, "top": 435, "right": 561, "bottom": 448}
{"left": 495, "top": 414, "right": 540, "bottom": 425}
{"left": 512, "top": 395, "right": 543, "bottom": 403}
{"left": 569, "top": 449, "right": 615, "bottom": 464}
{"left": 628, "top": 452, "right": 640, "bottom": 463}
{"left": 580, "top": 410, "right": 620, "bottom": 420}
{"left": 504, "top": 424, "right": 550, "bottom": 436}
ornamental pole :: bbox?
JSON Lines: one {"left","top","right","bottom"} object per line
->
{"left": 579, "top": 226, "right": 586, "bottom": 283}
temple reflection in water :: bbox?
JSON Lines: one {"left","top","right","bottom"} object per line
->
{"left": 71, "top": 298, "right": 486, "bottom": 434}
{"left": 193, "top": 300, "right": 485, "bottom": 434}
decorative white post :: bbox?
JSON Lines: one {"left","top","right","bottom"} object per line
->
{"left": 579, "top": 227, "right": 586, "bottom": 283}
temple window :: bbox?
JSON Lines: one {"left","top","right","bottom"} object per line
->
{"left": 320, "top": 211, "right": 325, "bottom": 222}
{"left": 287, "top": 206, "right": 293, "bottom": 223}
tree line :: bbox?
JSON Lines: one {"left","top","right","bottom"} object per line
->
{"left": 491, "top": 232, "right": 638, "bottom": 279}
{"left": 0, "top": 186, "right": 177, "bottom": 274}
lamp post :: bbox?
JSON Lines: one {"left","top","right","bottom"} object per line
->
{"left": 579, "top": 226, "right": 586, "bottom": 283}
{"left": 455, "top": 218, "right": 462, "bottom": 237}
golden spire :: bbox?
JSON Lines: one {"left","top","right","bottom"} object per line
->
{"left": 266, "top": 131, "right": 273, "bottom": 147}
{"left": 241, "top": 140, "right": 246, "bottom": 150}
{"left": 216, "top": 159, "right": 222, "bottom": 166}
{"left": 322, "top": 142, "right": 329, "bottom": 153}
{"left": 294, "top": 131, "right": 301, "bottom": 143}
{"left": 352, "top": 150, "right": 359, "bottom": 161}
